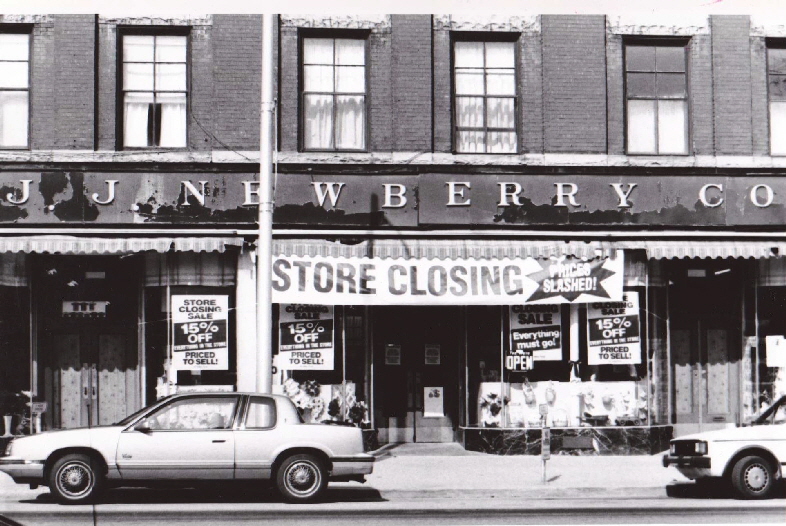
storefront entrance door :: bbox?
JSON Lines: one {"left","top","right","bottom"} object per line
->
{"left": 668, "top": 261, "right": 742, "bottom": 436}
{"left": 37, "top": 256, "right": 139, "bottom": 430}
{"left": 373, "top": 307, "right": 462, "bottom": 443}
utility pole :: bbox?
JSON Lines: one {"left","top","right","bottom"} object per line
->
{"left": 256, "top": 13, "right": 275, "bottom": 393}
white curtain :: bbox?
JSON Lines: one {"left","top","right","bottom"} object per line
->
{"left": 304, "top": 95, "right": 333, "bottom": 149}
{"left": 657, "top": 99, "right": 687, "bottom": 154}
{"left": 124, "top": 97, "right": 151, "bottom": 147}
{"left": 335, "top": 95, "right": 364, "bottom": 150}
{"left": 0, "top": 91, "right": 27, "bottom": 148}
{"left": 627, "top": 99, "right": 656, "bottom": 154}
{"left": 159, "top": 94, "right": 187, "bottom": 148}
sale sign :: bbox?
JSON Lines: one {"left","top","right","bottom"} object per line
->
{"left": 509, "top": 304, "right": 562, "bottom": 362}
{"left": 278, "top": 304, "right": 334, "bottom": 370}
{"left": 171, "top": 295, "right": 229, "bottom": 370}
{"left": 586, "top": 291, "right": 641, "bottom": 365}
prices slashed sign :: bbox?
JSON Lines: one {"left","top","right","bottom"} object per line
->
{"left": 278, "top": 304, "right": 334, "bottom": 370}
{"left": 509, "top": 305, "right": 562, "bottom": 363}
{"left": 586, "top": 292, "right": 642, "bottom": 365}
{"left": 171, "top": 295, "right": 229, "bottom": 371}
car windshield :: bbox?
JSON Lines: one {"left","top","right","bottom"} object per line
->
{"left": 752, "top": 395, "right": 786, "bottom": 425}
{"left": 112, "top": 396, "right": 173, "bottom": 426}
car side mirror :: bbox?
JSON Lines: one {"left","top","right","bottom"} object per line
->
{"left": 134, "top": 422, "right": 153, "bottom": 434}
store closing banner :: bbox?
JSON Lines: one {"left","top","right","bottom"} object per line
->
{"left": 271, "top": 251, "right": 624, "bottom": 306}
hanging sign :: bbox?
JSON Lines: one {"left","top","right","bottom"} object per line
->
{"left": 278, "top": 304, "right": 334, "bottom": 370}
{"left": 586, "top": 291, "right": 642, "bottom": 365}
{"left": 385, "top": 344, "right": 401, "bottom": 365}
{"left": 509, "top": 305, "right": 562, "bottom": 362}
{"left": 62, "top": 301, "right": 109, "bottom": 318}
{"left": 271, "top": 252, "right": 623, "bottom": 306}
{"left": 423, "top": 387, "right": 445, "bottom": 418}
{"left": 171, "top": 295, "right": 229, "bottom": 370}
{"left": 765, "top": 335, "right": 786, "bottom": 367}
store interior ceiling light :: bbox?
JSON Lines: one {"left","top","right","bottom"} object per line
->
{"left": 714, "top": 268, "right": 731, "bottom": 275}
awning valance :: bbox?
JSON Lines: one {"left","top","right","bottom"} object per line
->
{"left": 0, "top": 236, "right": 244, "bottom": 254}
{"left": 273, "top": 238, "right": 611, "bottom": 260}
{"left": 274, "top": 238, "right": 786, "bottom": 261}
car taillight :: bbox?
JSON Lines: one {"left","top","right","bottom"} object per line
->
{"left": 670, "top": 443, "right": 676, "bottom": 455}
{"left": 3, "top": 440, "right": 12, "bottom": 456}
{"left": 694, "top": 441, "right": 707, "bottom": 455}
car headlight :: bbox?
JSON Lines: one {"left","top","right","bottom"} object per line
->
{"left": 3, "top": 440, "right": 12, "bottom": 457}
{"left": 694, "top": 441, "right": 707, "bottom": 455}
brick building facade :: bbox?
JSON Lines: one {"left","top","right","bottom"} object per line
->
{"left": 1, "top": 13, "right": 785, "bottom": 454}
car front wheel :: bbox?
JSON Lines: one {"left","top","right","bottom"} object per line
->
{"left": 730, "top": 455, "right": 775, "bottom": 499}
{"left": 48, "top": 453, "right": 104, "bottom": 504}
{"left": 275, "top": 454, "right": 327, "bottom": 503}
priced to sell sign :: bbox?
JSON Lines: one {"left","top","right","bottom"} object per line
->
{"left": 171, "top": 295, "right": 229, "bottom": 370}
{"left": 586, "top": 292, "right": 641, "bottom": 365}
{"left": 278, "top": 304, "right": 334, "bottom": 370}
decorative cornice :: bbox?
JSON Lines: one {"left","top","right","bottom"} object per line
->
{"left": 98, "top": 15, "right": 212, "bottom": 26}
{"left": 433, "top": 14, "right": 539, "bottom": 32}
{"left": 0, "top": 14, "right": 53, "bottom": 24}
{"left": 607, "top": 14, "right": 710, "bottom": 36}
{"left": 280, "top": 15, "right": 391, "bottom": 31}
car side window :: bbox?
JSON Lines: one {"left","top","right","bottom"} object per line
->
{"left": 245, "top": 397, "right": 277, "bottom": 429}
{"left": 142, "top": 397, "right": 237, "bottom": 430}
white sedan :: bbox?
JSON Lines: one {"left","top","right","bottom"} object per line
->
{"left": 0, "top": 392, "right": 374, "bottom": 504}
{"left": 662, "top": 394, "right": 786, "bottom": 499}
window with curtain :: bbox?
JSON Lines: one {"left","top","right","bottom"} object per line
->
{"left": 302, "top": 37, "right": 366, "bottom": 151}
{"left": 453, "top": 40, "right": 517, "bottom": 154}
{"left": 768, "top": 46, "right": 786, "bottom": 155}
{"left": 0, "top": 32, "right": 29, "bottom": 148}
{"left": 625, "top": 43, "right": 688, "bottom": 155}
{"left": 122, "top": 34, "right": 187, "bottom": 148}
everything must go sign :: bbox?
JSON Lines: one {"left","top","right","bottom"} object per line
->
{"left": 271, "top": 252, "right": 624, "bottom": 306}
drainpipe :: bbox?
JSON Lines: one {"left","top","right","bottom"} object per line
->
{"left": 257, "top": 14, "right": 275, "bottom": 393}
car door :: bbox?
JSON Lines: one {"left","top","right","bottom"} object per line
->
{"left": 233, "top": 395, "right": 281, "bottom": 479}
{"left": 116, "top": 395, "right": 239, "bottom": 480}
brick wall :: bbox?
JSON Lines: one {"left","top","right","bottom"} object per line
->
{"left": 751, "top": 37, "right": 769, "bottom": 155}
{"left": 212, "top": 15, "right": 262, "bottom": 151}
{"left": 96, "top": 21, "right": 115, "bottom": 150}
{"left": 542, "top": 15, "right": 607, "bottom": 153}
{"left": 30, "top": 18, "right": 55, "bottom": 149}
{"left": 711, "top": 15, "right": 752, "bottom": 155}
{"left": 606, "top": 33, "right": 624, "bottom": 155}
{"left": 689, "top": 35, "right": 714, "bottom": 155}
{"left": 520, "top": 31, "right": 543, "bottom": 153}
{"left": 370, "top": 27, "right": 392, "bottom": 150}
{"left": 52, "top": 15, "right": 95, "bottom": 149}
{"left": 390, "top": 15, "right": 431, "bottom": 152}
{"left": 278, "top": 25, "right": 298, "bottom": 152}
{"left": 432, "top": 29, "right": 451, "bottom": 153}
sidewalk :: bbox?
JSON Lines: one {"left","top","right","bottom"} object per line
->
{"left": 0, "top": 443, "right": 684, "bottom": 503}
{"left": 363, "top": 443, "right": 680, "bottom": 499}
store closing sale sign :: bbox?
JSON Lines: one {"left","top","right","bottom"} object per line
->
{"left": 171, "top": 295, "right": 229, "bottom": 370}
{"left": 508, "top": 305, "right": 562, "bottom": 373}
{"left": 279, "top": 304, "right": 334, "bottom": 370}
{"left": 586, "top": 292, "right": 641, "bottom": 365}
{"left": 271, "top": 252, "right": 623, "bottom": 306}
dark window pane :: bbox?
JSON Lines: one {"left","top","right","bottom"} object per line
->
{"left": 657, "top": 73, "right": 687, "bottom": 98}
{"left": 769, "top": 74, "right": 786, "bottom": 101}
{"left": 626, "top": 46, "right": 656, "bottom": 72}
{"left": 768, "top": 48, "right": 786, "bottom": 74}
{"left": 627, "top": 72, "right": 656, "bottom": 98}
{"left": 656, "top": 46, "right": 686, "bottom": 72}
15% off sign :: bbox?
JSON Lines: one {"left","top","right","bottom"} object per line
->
{"left": 171, "top": 295, "right": 229, "bottom": 370}
{"left": 279, "top": 304, "right": 334, "bottom": 370}
{"left": 587, "top": 293, "right": 641, "bottom": 365}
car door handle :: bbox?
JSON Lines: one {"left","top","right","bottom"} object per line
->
{"left": 212, "top": 439, "right": 226, "bottom": 443}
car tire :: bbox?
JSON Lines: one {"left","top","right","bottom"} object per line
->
{"left": 275, "top": 453, "right": 327, "bottom": 503}
{"left": 730, "top": 455, "right": 775, "bottom": 499}
{"left": 48, "top": 453, "right": 104, "bottom": 505}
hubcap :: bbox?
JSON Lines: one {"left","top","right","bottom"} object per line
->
{"left": 57, "top": 462, "right": 93, "bottom": 498}
{"left": 744, "top": 463, "right": 769, "bottom": 492}
{"left": 286, "top": 462, "right": 319, "bottom": 495}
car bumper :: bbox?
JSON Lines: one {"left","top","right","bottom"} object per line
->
{"left": 662, "top": 454, "right": 711, "bottom": 469}
{"left": 330, "top": 454, "right": 375, "bottom": 477}
{"left": 0, "top": 457, "right": 45, "bottom": 483}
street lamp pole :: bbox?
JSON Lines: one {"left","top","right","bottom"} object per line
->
{"left": 257, "top": 13, "right": 275, "bottom": 393}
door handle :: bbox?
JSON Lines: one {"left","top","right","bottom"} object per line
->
{"left": 212, "top": 439, "right": 226, "bottom": 443}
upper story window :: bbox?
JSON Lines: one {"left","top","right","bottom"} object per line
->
{"left": 302, "top": 37, "right": 366, "bottom": 151}
{"left": 0, "top": 32, "right": 29, "bottom": 149}
{"left": 122, "top": 34, "right": 187, "bottom": 148}
{"left": 625, "top": 43, "right": 688, "bottom": 155}
{"left": 453, "top": 40, "right": 517, "bottom": 154}
{"left": 768, "top": 46, "right": 786, "bottom": 155}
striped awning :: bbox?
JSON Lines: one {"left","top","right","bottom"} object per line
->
{"left": 274, "top": 238, "right": 613, "bottom": 260}
{"left": 0, "top": 236, "right": 244, "bottom": 254}
{"left": 274, "top": 238, "right": 786, "bottom": 261}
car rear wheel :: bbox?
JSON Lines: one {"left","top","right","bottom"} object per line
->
{"left": 275, "top": 454, "right": 327, "bottom": 503}
{"left": 730, "top": 455, "right": 775, "bottom": 499}
{"left": 48, "top": 453, "right": 104, "bottom": 505}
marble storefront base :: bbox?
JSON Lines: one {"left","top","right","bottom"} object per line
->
{"left": 460, "top": 425, "right": 673, "bottom": 455}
